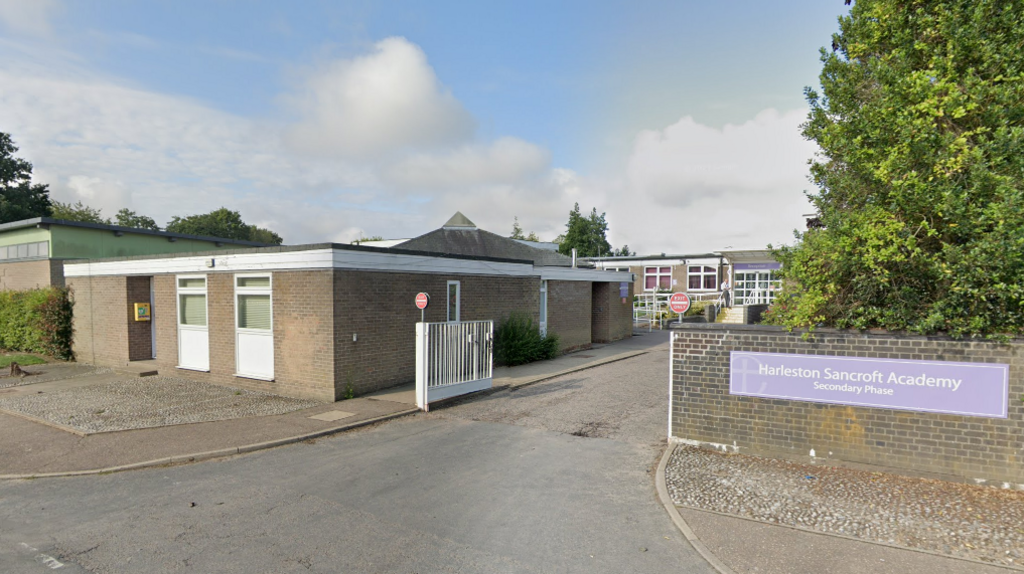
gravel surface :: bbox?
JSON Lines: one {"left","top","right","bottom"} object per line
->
{"left": 0, "top": 376, "right": 319, "bottom": 433}
{"left": 665, "top": 445, "right": 1024, "bottom": 568}
{"left": 0, "top": 363, "right": 111, "bottom": 388}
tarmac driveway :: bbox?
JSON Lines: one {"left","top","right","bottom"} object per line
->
{"left": 0, "top": 331, "right": 717, "bottom": 573}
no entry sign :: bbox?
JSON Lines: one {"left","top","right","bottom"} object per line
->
{"left": 669, "top": 292, "right": 690, "bottom": 314}
{"left": 415, "top": 292, "right": 430, "bottom": 309}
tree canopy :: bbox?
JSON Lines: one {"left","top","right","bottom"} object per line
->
{"left": 115, "top": 208, "right": 159, "bottom": 230}
{"left": 768, "top": 0, "right": 1024, "bottom": 337}
{"left": 557, "top": 203, "right": 612, "bottom": 258}
{"left": 166, "top": 207, "right": 283, "bottom": 245}
{"left": 0, "top": 132, "right": 52, "bottom": 224}
{"left": 52, "top": 201, "right": 109, "bottom": 224}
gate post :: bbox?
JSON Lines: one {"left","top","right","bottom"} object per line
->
{"left": 415, "top": 322, "right": 428, "bottom": 411}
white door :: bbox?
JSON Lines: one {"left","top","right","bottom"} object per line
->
{"left": 235, "top": 275, "right": 274, "bottom": 380}
{"left": 177, "top": 276, "right": 209, "bottom": 371}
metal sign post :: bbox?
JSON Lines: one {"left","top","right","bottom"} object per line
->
{"left": 415, "top": 292, "right": 430, "bottom": 322}
{"left": 668, "top": 292, "right": 691, "bottom": 323}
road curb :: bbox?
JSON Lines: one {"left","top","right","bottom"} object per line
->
{"left": 655, "top": 443, "right": 737, "bottom": 574}
{"left": 0, "top": 408, "right": 419, "bottom": 481}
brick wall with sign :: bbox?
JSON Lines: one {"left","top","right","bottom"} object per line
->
{"left": 333, "top": 270, "right": 540, "bottom": 398}
{"left": 125, "top": 276, "right": 152, "bottom": 361}
{"left": 671, "top": 324, "right": 1024, "bottom": 486}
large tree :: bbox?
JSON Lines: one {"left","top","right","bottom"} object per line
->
{"left": 0, "top": 132, "right": 52, "bottom": 223}
{"left": 769, "top": 0, "right": 1024, "bottom": 337}
{"left": 166, "top": 207, "right": 283, "bottom": 245}
{"left": 557, "top": 203, "right": 611, "bottom": 258}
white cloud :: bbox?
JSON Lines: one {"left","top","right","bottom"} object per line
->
{"left": 283, "top": 37, "right": 477, "bottom": 159}
{"left": 383, "top": 137, "right": 550, "bottom": 190}
{"left": 606, "top": 108, "right": 817, "bottom": 253}
{"left": 0, "top": 0, "right": 59, "bottom": 37}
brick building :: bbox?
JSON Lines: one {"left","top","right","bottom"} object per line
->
{"left": 66, "top": 243, "right": 634, "bottom": 402}
{"left": 0, "top": 217, "right": 269, "bottom": 291}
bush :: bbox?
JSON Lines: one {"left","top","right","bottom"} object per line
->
{"left": 685, "top": 300, "right": 708, "bottom": 317}
{"left": 0, "top": 286, "right": 74, "bottom": 360}
{"left": 494, "top": 312, "right": 559, "bottom": 366}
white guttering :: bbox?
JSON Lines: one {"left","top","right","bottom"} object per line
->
{"left": 64, "top": 248, "right": 635, "bottom": 283}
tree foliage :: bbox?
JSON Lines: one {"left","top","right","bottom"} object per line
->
{"left": 115, "top": 208, "right": 159, "bottom": 230}
{"left": 613, "top": 245, "right": 635, "bottom": 257}
{"left": 509, "top": 217, "right": 540, "bottom": 242}
{"left": 557, "top": 203, "right": 612, "bottom": 258}
{"left": 52, "top": 201, "right": 110, "bottom": 224}
{"left": 0, "top": 132, "right": 52, "bottom": 224}
{"left": 768, "top": 0, "right": 1024, "bottom": 338}
{"left": 165, "top": 207, "right": 283, "bottom": 245}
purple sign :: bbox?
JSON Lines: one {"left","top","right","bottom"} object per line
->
{"left": 734, "top": 262, "right": 782, "bottom": 271}
{"left": 730, "top": 351, "right": 1008, "bottom": 418}
{"left": 619, "top": 282, "right": 629, "bottom": 298}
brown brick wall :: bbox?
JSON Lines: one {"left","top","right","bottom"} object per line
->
{"left": 68, "top": 275, "right": 129, "bottom": 366}
{"left": 671, "top": 325, "right": 1024, "bottom": 485}
{"left": 125, "top": 276, "right": 152, "bottom": 361}
{"left": 547, "top": 280, "right": 592, "bottom": 352}
{"left": 0, "top": 259, "right": 56, "bottom": 291}
{"left": 591, "top": 281, "right": 633, "bottom": 343}
{"left": 333, "top": 270, "right": 539, "bottom": 398}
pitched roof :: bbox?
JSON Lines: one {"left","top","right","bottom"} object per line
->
{"left": 397, "top": 213, "right": 577, "bottom": 267}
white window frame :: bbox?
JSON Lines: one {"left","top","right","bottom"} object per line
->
{"left": 687, "top": 265, "right": 718, "bottom": 292}
{"left": 447, "top": 280, "right": 461, "bottom": 323}
{"left": 176, "top": 274, "right": 209, "bottom": 372}
{"left": 643, "top": 266, "right": 672, "bottom": 292}
{"left": 234, "top": 273, "right": 274, "bottom": 381}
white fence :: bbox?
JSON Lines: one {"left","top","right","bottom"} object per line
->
{"left": 415, "top": 321, "right": 494, "bottom": 410}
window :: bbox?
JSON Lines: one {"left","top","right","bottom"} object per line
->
{"left": 687, "top": 266, "right": 718, "bottom": 291}
{"left": 0, "top": 241, "right": 49, "bottom": 261}
{"left": 177, "top": 277, "right": 208, "bottom": 326}
{"left": 644, "top": 267, "right": 672, "bottom": 291}
{"left": 447, "top": 280, "right": 460, "bottom": 322}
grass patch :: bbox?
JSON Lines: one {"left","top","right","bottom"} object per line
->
{"left": 0, "top": 354, "right": 46, "bottom": 368}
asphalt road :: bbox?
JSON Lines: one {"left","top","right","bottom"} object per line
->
{"left": 1, "top": 331, "right": 713, "bottom": 573}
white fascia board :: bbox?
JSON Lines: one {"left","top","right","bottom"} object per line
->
{"left": 64, "top": 247, "right": 636, "bottom": 282}
{"left": 539, "top": 267, "right": 635, "bottom": 283}
{"left": 64, "top": 249, "right": 336, "bottom": 277}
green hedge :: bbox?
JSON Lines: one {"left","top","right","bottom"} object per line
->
{"left": 494, "top": 312, "right": 559, "bottom": 366}
{"left": 0, "top": 286, "right": 74, "bottom": 360}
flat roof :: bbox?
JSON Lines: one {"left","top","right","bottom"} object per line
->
{"left": 586, "top": 253, "right": 720, "bottom": 263}
{"left": 0, "top": 217, "right": 272, "bottom": 247}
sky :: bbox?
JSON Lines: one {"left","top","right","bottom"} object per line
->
{"left": 0, "top": 0, "right": 848, "bottom": 254}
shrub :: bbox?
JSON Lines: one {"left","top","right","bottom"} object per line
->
{"left": 0, "top": 286, "right": 74, "bottom": 360}
{"left": 494, "top": 312, "right": 559, "bottom": 366}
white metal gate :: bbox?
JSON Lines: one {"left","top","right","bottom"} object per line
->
{"left": 415, "top": 321, "right": 493, "bottom": 410}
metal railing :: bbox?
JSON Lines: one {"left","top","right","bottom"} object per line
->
{"left": 633, "top": 291, "right": 724, "bottom": 330}
{"left": 415, "top": 321, "right": 493, "bottom": 410}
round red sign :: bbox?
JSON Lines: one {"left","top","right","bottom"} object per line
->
{"left": 415, "top": 292, "right": 430, "bottom": 310}
{"left": 668, "top": 292, "right": 691, "bottom": 314}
